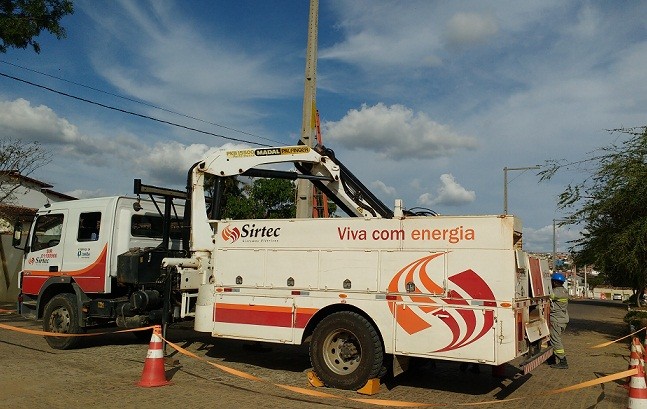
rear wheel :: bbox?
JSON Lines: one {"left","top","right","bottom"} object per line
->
{"left": 43, "top": 293, "right": 84, "bottom": 349}
{"left": 310, "top": 311, "right": 383, "bottom": 390}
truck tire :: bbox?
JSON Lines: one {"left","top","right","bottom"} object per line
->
{"left": 309, "top": 311, "right": 383, "bottom": 390}
{"left": 43, "top": 293, "right": 84, "bottom": 349}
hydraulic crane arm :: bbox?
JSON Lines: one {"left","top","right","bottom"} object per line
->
{"left": 186, "top": 144, "right": 392, "bottom": 251}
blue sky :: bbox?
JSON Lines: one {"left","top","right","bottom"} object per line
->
{"left": 1, "top": 0, "right": 647, "bottom": 252}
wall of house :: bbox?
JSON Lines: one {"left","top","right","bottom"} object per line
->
{"left": 9, "top": 183, "right": 70, "bottom": 209}
{"left": 0, "top": 234, "right": 22, "bottom": 303}
{"left": 592, "top": 287, "right": 633, "bottom": 301}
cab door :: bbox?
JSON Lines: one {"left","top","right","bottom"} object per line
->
{"left": 62, "top": 210, "right": 107, "bottom": 293}
{"left": 21, "top": 211, "right": 68, "bottom": 295}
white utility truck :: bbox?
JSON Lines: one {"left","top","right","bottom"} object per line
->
{"left": 14, "top": 144, "right": 552, "bottom": 390}
{"left": 167, "top": 143, "right": 552, "bottom": 390}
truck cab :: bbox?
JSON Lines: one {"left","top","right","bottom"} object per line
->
{"left": 14, "top": 196, "right": 184, "bottom": 349}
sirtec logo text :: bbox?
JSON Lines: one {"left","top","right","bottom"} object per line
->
{"left": 221, "top": 224, "right": 281, "bottom": 243}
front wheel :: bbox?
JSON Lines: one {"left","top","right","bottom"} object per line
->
{"left": 43, "top": 293, "right": 84, "bottom": 349}
{"left": 309, "top": 311, "right": 383, "bottom": 390}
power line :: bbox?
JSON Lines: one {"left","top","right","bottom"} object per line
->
{"left": 0, "top": 60, "right": 285, "bottom": 146}
{"left": 0, "top": 71, "right": 273, "bottom": 148}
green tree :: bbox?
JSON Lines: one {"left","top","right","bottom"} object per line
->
{"left": 214, "top": 176, "right": 339, "bottom": 220}
{"left": 0, "top": 138, "right": 51, "bottom": 204}
{"left": 217, "top": 177, "right": 296, "bottom": 220}
{"left": 0, "top": 0, "right": 74, "bottom": 53}
{"left": 541, "top": 127, "right": 647, "bottom": 305}
{"left": 249, "top": 178, "right": 295, "bottom": 218}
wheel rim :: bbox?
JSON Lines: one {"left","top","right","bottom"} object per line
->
{"left": 321, "top": 329, "right": 361, "bottom": 375}
{"left": 48, "top": 305, "right": 71, "bottom": 333}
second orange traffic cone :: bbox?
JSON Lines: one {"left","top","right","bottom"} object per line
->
{"left": 137, "top": 325, "right": 171, "bottom": 387}
{"left": 628, "top": 363, "right": 647, "bottom": 408}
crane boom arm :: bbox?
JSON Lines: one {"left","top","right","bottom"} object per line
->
{"left": 187, "top": 144, "right": 393, "bottom": 251}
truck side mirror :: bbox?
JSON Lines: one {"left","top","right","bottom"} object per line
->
{"left": 12, "top": 221, "right": 24, "bottom": 249}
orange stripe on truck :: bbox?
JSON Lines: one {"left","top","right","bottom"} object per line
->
{"left": 214, "top": 303, "right": 317, "bottom": 329}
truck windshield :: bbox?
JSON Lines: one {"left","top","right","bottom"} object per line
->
{"left": 32, "top": 214, "right": 64, "bottom": 251}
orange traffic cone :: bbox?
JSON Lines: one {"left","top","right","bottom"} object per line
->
{"left": 628, "top": 338, "right": 646, "bottom": 383}
{"left": 137, "top": 325, "right": 171, "bottom": 387}
{"left": 627, "top": 363, "right": 647, "bottom": 408}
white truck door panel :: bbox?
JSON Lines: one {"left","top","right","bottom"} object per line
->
{"left": 216, "top": 249, "right": 265, "bottom": 287}
{"left": 265, "top": 250, "right": 318, "bottom": 289}
{"left": 319, "top": 250, "right": 379, "bottom": 291}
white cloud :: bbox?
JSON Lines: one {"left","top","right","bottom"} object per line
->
{"left": 523, "top": 225, "right": 554, "bottom": 252}
{"left": 64, "top": 188, "right": 108, "bottom": 199}
{"left": 320, "top": 1, "right": 560, "bottom": 71}
{"left": 565, "top": 4, "right": 602, "bottom": 39}
{"left": 444, "top": 13, "right": 499, "bottom": 49}
{"left": 323, "top": 103, "right": 477, "bottom": 160}
{"left": 81, "top": 1, "right": 296, "bottom": 127}
{"left": 417, "top": 174, "right": 475, "bottom": 207}
{"left": 371, "top": 180, "right": 397, "bottom": 197}
{"left": 0, "top": 98, "right": 153, "bottom": 168}
{"left": 133, "top": 141, "right": 251, "bottom": 185}
{"left": 523, "top": 223, "right": 583, "bottom": 253}
{"left": 320, "top": 2, "right": 443, "bottom": 69}
{"left": 0, "top": 97, "right": 248, "bottom": 187}
{"left": 0, "top": 98, "right": 82, "bottom": 145}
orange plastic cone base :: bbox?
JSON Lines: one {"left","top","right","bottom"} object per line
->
{"left": 137, "top": 356, "right": 171, "bottom": 387}
{"left": 137, "top": 326, "right": 171, "bottom": 388}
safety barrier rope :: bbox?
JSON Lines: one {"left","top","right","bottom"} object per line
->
{"left": 590, "top": 326, "right": 647, "bottom": 348}
{"left": 0, "top": 312, "right": 641, "bottom": 407}
{"left": 158, "top": 331, "right": 639, "bottom": 407}
{"left": 0, "top": 322, "right": 154, "bottom": 337}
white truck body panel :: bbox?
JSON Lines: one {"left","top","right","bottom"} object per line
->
{"left": 165, "top": 144, "right": 550, "bottom": 387}
{"left": 191, "top": 214, "right": 538, "bottom": 365}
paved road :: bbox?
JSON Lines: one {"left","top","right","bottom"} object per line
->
{"left": 0, "top": 300, "right": 633, "bottom": 408}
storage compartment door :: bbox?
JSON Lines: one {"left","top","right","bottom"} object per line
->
{"left": 394, "top": 302, "right": 496, "bottom": 363}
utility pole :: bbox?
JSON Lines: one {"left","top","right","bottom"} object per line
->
{"left": 295, "top": 0, "right": 318, "bottom": 218}
{"left": 503, "top": 165, "right": 540, "bottom": 214}
{"left": 552, "top": 218, "right": 576, "bottom": 272}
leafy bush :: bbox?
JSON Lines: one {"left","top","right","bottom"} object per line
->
{"left": 624, "top": 310, "right": 647, "bottom": 341}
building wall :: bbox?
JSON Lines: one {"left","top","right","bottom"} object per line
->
{"left": 6, "top": 182, "right": 71, "bottom": 210}
{"left": 0, "top": 234, "right": 23, "bottom": 303}
{"left": 592, "top": 287, "right": 633, "bottom": 301}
